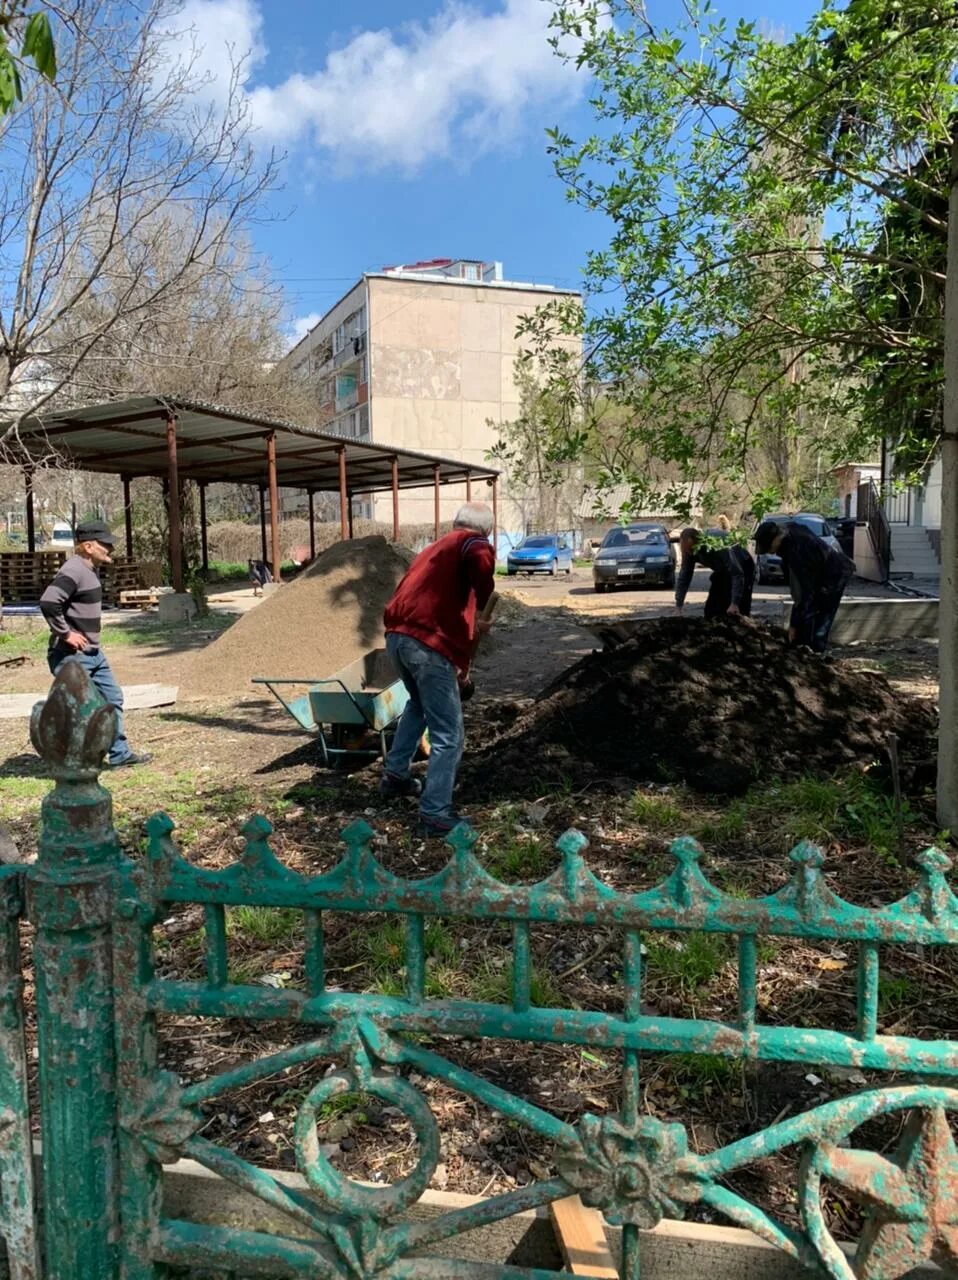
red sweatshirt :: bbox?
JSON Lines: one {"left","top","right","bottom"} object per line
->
{"left": 384, "top": 528, "right": 496, "bottom": 672}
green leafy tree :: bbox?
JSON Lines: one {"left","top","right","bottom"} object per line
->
{"left": 0, "top": 3, "right": 54, "bottom": 113}
{"left": 538, "top": 0, "right": 958, "bottom": 820}
{"left": 533, "top": 0, "right": 955, "bottom": 491}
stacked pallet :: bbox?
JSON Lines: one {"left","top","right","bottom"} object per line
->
{"left": 0, "top": 552, "right": 161, "bottom": 604}
{"left": 101, "top": 557, "right": 151, "bottom": 605}
{"left": 0, "top": 551, "right": 67, "bottom": 603}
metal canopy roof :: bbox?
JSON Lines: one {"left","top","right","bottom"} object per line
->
{"left": 5, "top": 396, "right": 499, "bottom": 494}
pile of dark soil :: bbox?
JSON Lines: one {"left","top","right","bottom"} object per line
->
{"left": 180, "top": 536, "right": 413, "bottom": 698}
{"left": 462, "top": 617, "right": 937, "bottom": 796}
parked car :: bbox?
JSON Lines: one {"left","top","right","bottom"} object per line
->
{"left": 753, "top": 512, "right": 843, "bottom": 584}
{"left": 505, "top": 534, "right": 573, "bottom": 576}
{"left": 592, "top": 523, "right": 676, "bottom": 592}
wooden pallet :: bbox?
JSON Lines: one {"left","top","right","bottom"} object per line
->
{"left": 117, "top": 589, "right": 159, "bottom": 609}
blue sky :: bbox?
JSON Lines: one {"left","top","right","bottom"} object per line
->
{"left": 180, "top": 0, "right": 825, "bottom": 341}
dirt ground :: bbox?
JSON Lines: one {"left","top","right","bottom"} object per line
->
{"left": 0, "top": 571, "right": 948, "bottom": 1237}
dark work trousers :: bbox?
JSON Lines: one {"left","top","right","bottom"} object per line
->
{"left": 704, "top": 564, "right": 755, "bottom": 620}
{"left": 792, "top": 581, "right": 849, "bottom": 653}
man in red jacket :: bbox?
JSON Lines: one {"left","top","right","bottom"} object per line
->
{"left": 381, "top": 502, "right": 496, "bottom": 835}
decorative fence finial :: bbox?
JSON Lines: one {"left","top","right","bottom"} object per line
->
{"left": 30, "top": 660, "right": 116, "bottom": 781}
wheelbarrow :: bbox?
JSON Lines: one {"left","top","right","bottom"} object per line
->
{"left": 253, "top": 648, "right": 409, "bottom": 767}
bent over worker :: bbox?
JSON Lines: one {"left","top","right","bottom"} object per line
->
{"left": 380, "top": 502, "right": 496, "bottom": 837}
{"left": 40, "top": 520, "right": 152, "bottom": 768}
{"left": 755, "top": 519, "right": 855, "bottom": 653}
{"left": 674, "top": 528, "right": 755, "bottom": 619}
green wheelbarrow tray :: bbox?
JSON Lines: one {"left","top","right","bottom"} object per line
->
{"left": 252, "top": 648, "right": 409, "bottom": 767}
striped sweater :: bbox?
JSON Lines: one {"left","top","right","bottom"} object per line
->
{"left": 40, "top": 555, "right": 102, "bottom": 648}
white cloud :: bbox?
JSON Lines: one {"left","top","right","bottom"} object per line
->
{"left": 176, "top": 0, "right": 596, "bottom": 172}
{"left": 286, "top": 312, "right": 322, "bottom": 349}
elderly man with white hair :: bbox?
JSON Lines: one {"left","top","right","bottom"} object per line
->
{"left": 380, "top": 502, "right": 496, "bottom": 836}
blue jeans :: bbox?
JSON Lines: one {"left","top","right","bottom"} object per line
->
{"left": 384, "top": 633, "right": 464, "bottom": 821}
{"left": 48, "top": 647, "right": 133, "bottom": 765}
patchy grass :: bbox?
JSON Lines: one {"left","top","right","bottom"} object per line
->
{"left": 693, "top": 771, "right": 922, "bottom": 863}
{"left": 628, "top": 788, "right": 688, "bottom": 833}
{"left": 227, "top": 906, "right": 302, "bottom": 947}
{"left": 644, "top": 931, "right": 732, "bottom": 995}
{"left": 472, "top": 961, "right": 564, "bottom": 1009}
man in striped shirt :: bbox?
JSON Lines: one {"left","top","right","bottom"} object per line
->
{"left": 40, "top": 520, "right": 152, "bottom": 768}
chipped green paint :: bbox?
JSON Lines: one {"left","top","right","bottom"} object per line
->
{"left": 0, "top": 866, "right": 39, "bottom": 1279}
{"left": 10, "top": 661, "right": 958, "bottom": 1280}
{"left": 28, "top": 660, "right": 121, "bottom": 1279}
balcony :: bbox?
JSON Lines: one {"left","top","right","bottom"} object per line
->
{"left": 333, "top": 332, "right": 367, "bottom": 369}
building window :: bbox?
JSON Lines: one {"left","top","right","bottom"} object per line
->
{"left": 333, "top": 305, "right": 367, "bottom": 356}
{"left": 461, "top": 263, "right": 481, "bottom": 281}
{"left": 335, "top": 372, "right": 358, "bottom": 412}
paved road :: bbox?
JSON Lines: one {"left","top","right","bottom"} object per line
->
{"left": 498, "top": 565, "right": 919, "bottom": 619}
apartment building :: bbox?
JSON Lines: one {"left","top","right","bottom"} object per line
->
{"left": 279, "top": 258, "right": 580, "bottom": 534}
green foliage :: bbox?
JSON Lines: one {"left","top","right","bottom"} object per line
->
{"left": 644, "top": 932, "right": 731, "bottom": 994}
{"left": 226, "top": 906, "right": 301, "bottom": 947}
{"left": 877, "top": 972, "right": 919, "bottom": 1015}
{"left": 628, "top": 789, "right": 686, "bottom": 833}
{"left": 472, "top": 961, "right": 563, "bottom": 1009}
{"left": 533, "top": 1, "right": 958, "bottom": 508}
{"left": 0, "top": 6, "right": 55, "bottom": 115}
{"left": 484, "top": 834, "right": 553, "bottom": 882}
{"left": 706, "top": 771, "right": 918, "bottom": 860}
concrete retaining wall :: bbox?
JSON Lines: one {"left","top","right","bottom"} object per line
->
{"left": 777, "top": 596, "right": 939, "bottom": 644}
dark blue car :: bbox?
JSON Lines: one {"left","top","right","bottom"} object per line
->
{"left": 506, "top": 534, "right": 573, "bottom": 576}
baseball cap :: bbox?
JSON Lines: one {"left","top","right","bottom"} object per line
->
{"left": 754, "top": 521, "right": 782, "bottom": 555}
{"left": 75, "top": 519, "right": 116, "bottom": 546}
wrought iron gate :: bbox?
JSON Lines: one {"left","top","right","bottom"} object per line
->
{"left": 5, "top": 662, "right": 958, "bottom": 1278}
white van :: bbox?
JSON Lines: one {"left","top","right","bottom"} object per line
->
{"left": 47, "top": 521, "right": 74, "bottom": 552}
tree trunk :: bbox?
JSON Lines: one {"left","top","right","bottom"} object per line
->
{"left": 937, "top": 127, "right": 958, "bottom": 828}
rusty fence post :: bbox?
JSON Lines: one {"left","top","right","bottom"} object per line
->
{"left": 28, "top": 661, "right": 122, "bottom": 1279}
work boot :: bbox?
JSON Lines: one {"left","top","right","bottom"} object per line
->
{"left": 379, "top": 772, "right": 422, "bottom": 799}
{"left": 105, "top": 751, "right": 153, "bottom": 769}
{"left": 417, "top": 812, "right": 471, "bottom": 838}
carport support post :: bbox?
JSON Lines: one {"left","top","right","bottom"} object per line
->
{"left": 198, "top": 482, "right": 208, "bottom": 572}
{"left": 258, "top": 487, "right": 267, "bottom": 563}
{"left": 338, "top": 446, "right": 348, "bottom": 540}
{"left": 391, "top": 457, "right": 400, "bottom": 542}
{"left": 24, "top": 467, "right": 35, "bottom": 552}
{"left": 122, "top": 476, "right": 133, "bottom": 559}
{"left": 433, "top": 464, "right": 441, "bottom": 540}
{"left": 307, "top": 490, "right": 316, "bottom": 560}
{"left": 347, "top": 492, "right": 355, "bottom": 539}
{"left": 165, "top": 414, "right": 184, "bottom": 592}
{"left": 466, "top": 471, "right": 473, "bottom": 502}
{"left": 266, "top": 431, "right": 281, "bottom": 583}
{"left": 491, "top": 477, "right": 499, "bottom": 559}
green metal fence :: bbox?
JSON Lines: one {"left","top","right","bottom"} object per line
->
{"left": 3, "top": 662, "right": 958, "bottom": 1278}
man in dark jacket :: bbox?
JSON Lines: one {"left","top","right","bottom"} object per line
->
{"left": 40, "top": 519, "right": 152, "bottom": 767}
{"left": 755, "top": 520, "right": 855, "bottom": 652}
{"left": 674, "top": 528, "right": 755, "bottom": 619}
{"left": 380, "top": 502, "right": 496, "bottom": 836}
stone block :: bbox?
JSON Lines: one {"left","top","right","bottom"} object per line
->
{"left": 157, "top": 592, "right": 197, "bottom": 623}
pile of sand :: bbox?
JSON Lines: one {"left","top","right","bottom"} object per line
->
{"left": 180, "top": 536, "right": 414, "bottom": 699}
{"left": 461, "top": 617, "right": 937, "bottom": 797}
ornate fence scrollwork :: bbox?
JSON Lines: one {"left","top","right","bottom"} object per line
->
{"left": 12, "top": 662, "right": 958, "bottom": 1280}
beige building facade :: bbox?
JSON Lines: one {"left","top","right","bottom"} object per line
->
{"left": 278, "top": 260, "right": 580, "bottom": 541}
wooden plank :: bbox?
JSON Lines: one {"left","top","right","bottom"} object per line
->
{"left": 0, "top": 684, "right": 177, "bottom": 719}
{"left": 549, "top": 1195, "right": 617, "bottom": 1277}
